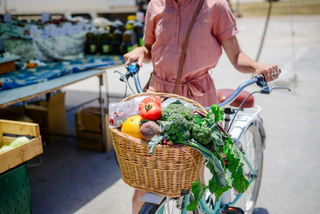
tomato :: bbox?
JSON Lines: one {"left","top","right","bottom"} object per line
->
{"left": 139, "top": 96, "right": 161, "bottom": 111}
{"left": 139, "top": 102, "right": 161, "bottom": 121}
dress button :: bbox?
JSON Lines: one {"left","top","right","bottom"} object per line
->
{"left": 174, "top": 33, "right": 177, "bottom": 37}
{"left": 175, "top": 21, "right": 178, "bottom": 25}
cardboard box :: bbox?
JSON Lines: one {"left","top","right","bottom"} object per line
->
{"left": 25, "top": 92, "right": 67, "bottom": 143}
{"left": 0, "top": 55, "right": 21, "bottom": 75}
{"left": 0, "top": 105, "right": 23, "bottom": 120}
{"left": 75, "top": 107, "right": 113, "bottom": 152}
{"left": 0, "top": 60, "right": 16, "bottom": 74}
{"left": 0, "top": 105, "right": 33, "bottom": 122}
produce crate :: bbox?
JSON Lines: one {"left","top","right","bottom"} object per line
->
{"left": 0, "top": 163, "right": 32, "bottom": 214}
{"left": 0, "top": 119, "right": 43, "bottom": 174}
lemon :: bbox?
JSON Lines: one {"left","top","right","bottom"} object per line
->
{"left": 121, "top": 115, "right": 143, "bottom": 140}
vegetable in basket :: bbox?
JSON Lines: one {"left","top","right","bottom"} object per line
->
{"left": 140, "top": 121, "right": 160, "bottom": 141}
{"left": 121, "top": 115, "right": 144, "bottom": 140}
{"left": 139, "top": 102, "right": 161, "bottom": 121}
{"left": 147, "top": 100, "right": 249, "bottom": 211}
{"left": 138, "top": 96, "right": 161, "bottom": 111}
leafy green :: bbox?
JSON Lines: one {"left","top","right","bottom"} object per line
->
{"left": 10, "top": 136, "right": 29, "bottom": 148}
{"left": 150, "top": 103, "right": 249, "bottom": 210}
{"left": 188, "top": 140, "right": 225, "bottom": 186}
{"left": 148, "top": 135, "right": 164, "bottom": 155}
{"left": 222, "top": 138, "right": 249, "bottom": 192}
{"left": 0, "top": 145, "right": 13, "bottom": 154}
{"left": 186, "top": 178, "right": 207, "bottom": 211}
{"left": 209, "top": 104, "right": 224, "bottom": 123}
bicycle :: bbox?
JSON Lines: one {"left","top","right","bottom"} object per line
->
{"left": 114, "top": 62, "right": 290, "bottom": 214}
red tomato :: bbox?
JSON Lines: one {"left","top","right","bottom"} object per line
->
{"left": 139, "top": 96, "right": 161, "bottom": 111}
{"left": 139, "top": 102, "right": 161, "bottom": 121}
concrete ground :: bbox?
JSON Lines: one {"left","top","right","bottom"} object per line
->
{"left": 27, "top": 15, "right": 320, "bottom": 214}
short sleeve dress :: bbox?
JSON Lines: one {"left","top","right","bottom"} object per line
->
{"left": 143, "top": 0, "right": 238, "bottom": 107}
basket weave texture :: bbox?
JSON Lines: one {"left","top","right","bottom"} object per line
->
{"left": 110, "top": 92, "right": 206, "bottom": 197}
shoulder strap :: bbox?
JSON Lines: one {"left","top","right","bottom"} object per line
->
{"left": 173, "top": 0, "right": 204, "bottom": 94}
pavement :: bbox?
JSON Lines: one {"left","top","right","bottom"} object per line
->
{"left": 27, "top": 15, "right": 320, "bottom": 214}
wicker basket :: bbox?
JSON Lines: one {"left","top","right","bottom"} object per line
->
{"left": 110, "top": 92, "right": 206, "bottom": 197}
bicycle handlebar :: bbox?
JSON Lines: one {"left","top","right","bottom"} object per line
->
{"left": 115, "top": 62, "right": 291, "bottom": 107}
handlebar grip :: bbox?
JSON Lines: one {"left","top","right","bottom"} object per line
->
{"left": 255, "top": 75, "right": 268, "bottom": 88}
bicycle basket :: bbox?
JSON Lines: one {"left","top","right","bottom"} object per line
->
{"left": 110, "top": 92, "right": 206, "bottom": 197}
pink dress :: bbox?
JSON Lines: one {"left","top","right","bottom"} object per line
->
{"left": 143, "top": 0, "right": 238, "bottom": 107}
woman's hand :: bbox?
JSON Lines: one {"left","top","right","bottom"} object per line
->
{"left": 123, "top": 45, "right": 152, "bottom": 67}
{"left": 254, "top": 63, "right": 281, "bottom": 82}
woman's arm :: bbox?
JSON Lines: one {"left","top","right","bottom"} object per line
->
{"left": 123, "top": 44, "right": 152, "bottom": 67}
{"left": 221, "top": 36, "right": 281, "bottom": 82}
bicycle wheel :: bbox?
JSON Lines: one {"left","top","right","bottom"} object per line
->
{"left": 230, "top": 123, "right": 264, "bottom": 214}
{"left": 138, "top": 195, "right": 201, "bottom": 214}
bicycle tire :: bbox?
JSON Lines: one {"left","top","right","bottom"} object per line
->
{"left": 138, "top": 195, "right": 201, "bottom": 214}
{"left": 230, "top": 123, "right": 264, "bottom": 214}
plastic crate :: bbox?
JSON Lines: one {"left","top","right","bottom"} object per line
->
{"left": 0, "top": 163, "right": 32, "bottom": 214}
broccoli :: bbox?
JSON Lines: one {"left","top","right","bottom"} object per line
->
{"left": 192, "top": 122, "right": 213, "bottom": 145}
{"left": 160, "top": 100, "right": 196, "bottom": 143}
{"left": 161, "top": 100, "right": 195, "bottom": 121}
{"left": 165, "top": 113, "right": 192, "bottom": 143}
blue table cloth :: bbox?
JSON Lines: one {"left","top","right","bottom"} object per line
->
{"left": 0, "top": 55, "right": 124, "bottom": 91}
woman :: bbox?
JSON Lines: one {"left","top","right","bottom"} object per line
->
{"left": 124, "top": 0, "right": 281, "bottom": 213}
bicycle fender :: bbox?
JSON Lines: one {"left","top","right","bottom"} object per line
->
{"left": 140, "top": 192, "right": 165, "bottom": 205}
{"left": 230, "top": 118, "right": 265, "bottom": 148}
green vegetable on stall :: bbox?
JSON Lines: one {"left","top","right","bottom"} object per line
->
{"left": 10, "top": 136, "right": 30, "bottom": 148}
{"left": 0, "top": 145, "right": 13, "bottom": 154}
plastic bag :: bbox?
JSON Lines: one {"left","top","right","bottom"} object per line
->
{"left": 161, "top": 98, "right": 194, "bottom": 110}
{"left": 109, "top": 96, "right": 147, "bottom": 128}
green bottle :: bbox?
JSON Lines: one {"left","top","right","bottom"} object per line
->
{"left": 121, "top": 25, "right": 138, "bottom": 54}
{"left": 99, "top": 27, "right": 113, "bottom": 55}
{"left": 112, "top": 27, "right": 123, "bottom": 55}
{"left": 85, "top": 32, "right": 97, "bottom": 54}
{"left": 133, "top": 21, "right": 144, "bottom": 46}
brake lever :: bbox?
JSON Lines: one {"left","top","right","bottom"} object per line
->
{"left": 116, "top": 62, "right": 140, "bottom": 81}
{"left": 269, "top": 86, "right": 291, "bottom": 93}
{"left": 260, "top": 86, "right": 292, "bottom": 94}
{"left": 255, "top": 75, "right": 291, "bottom": 94}
{"left": 114, "top": 70, "right": 127, "bottom": 82}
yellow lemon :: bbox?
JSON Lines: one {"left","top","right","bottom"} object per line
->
{"left": 121, "top": 115, "right": 143, "bottom": 140}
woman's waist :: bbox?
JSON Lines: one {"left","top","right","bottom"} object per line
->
{"left": 152, "top": 70, "right": 211, "bottom": 85}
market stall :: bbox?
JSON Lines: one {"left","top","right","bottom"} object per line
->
{"left": 0, "top": 55, "right": 124, "bottom": 149}
{"left": 0, "top": 10, "right": 142, "bottom": 148}
{"left": 0, "top": 1, "right": 146, "bottom": 211}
